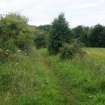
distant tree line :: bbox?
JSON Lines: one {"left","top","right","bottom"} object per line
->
{"left": 72, "top": 24, "right": 105, "bottom": 47}
{"left": 38, "top": 24, "right": 105, "bottom": 48}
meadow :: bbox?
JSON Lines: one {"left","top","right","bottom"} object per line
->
{"left": 0, "top": 48, "right": 105, "bottom": 105}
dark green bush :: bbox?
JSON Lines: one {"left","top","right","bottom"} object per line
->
{"left": 34, "top": 32, "right": 47, "bottom": 49}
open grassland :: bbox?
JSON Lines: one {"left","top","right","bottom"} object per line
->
{"left": 0, "top": 48, "right": 105, "bottom": 105}
{"left": 85, "top": 48, "right": 105, "bottom": 63}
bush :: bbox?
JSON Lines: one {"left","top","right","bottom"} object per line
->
{"left": 15, "top": 29, "right": 33, "bottom": 55}
{"left": 0, "top": 13, "right": 32, "bottom": 54}
{"left": 34, "top": 32, "right": 47, "bottom": 49}
{"left": 60, "top": 43, "right": 74, "bottom": 59}
{"left": 60, "top": 41, "right": 81, "bottom": 59}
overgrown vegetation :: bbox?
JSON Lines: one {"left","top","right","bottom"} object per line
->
{"left": 60, "top": 40, "right": 81, "bottom": 59}
{"left": 34, "top": 32, "right": 48, "bottom": 49}
{"left": 0, "top": 13, "right": 34, "bottom": 59}
{"left": 0, "top": 48, "right": 105, "bottom": 105}
{"left": 0, "top": 12, "right": 105, "bottom": 105}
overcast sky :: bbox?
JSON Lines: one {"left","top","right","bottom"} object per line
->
{"left": 0, "top": 0, "right": 105, "bottom": 27}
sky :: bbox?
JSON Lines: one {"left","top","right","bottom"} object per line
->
{"left": 0, "top": 0, "right": 105, "bottom": 27}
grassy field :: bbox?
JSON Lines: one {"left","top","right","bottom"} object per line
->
{"left": 0, "top": 48, "right": 105, "bottom": 105}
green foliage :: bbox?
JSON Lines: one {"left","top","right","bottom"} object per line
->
{"left": 72, "top": 25, "right": 84, "bottom": 39}
{"left": 72, "top": 26, "right": 90, "bottom": 46}
{"left": 1, "top": 11, "right": 105, "bottom": 105}
{"left": 88, "top": 24, "right": 105, "bottom": 47}
{"left": 48, "top": 13, "right": 72, "bottom": 54}
{"left": 38, "top": 24, "right": 52, "bottom": 33}
{"left": 0, "top": 48, "right": 105, "bottom": 105}
{"left": 60, "top": 43, "right": 74, "bottom": 59}
{"left": 72, "top": 24, "right": 105, "bottom": 47}
{"left": 34, "top": 32, "right": 48, "bottom": 49}
{"left": 60, "top": 41, "right": 81, "bottom": 59}
{"left": 0, "top": 13, "right": 32, "bottom": 54}
{"left": 0, "top": 73, "right": 13, "bottom": 94}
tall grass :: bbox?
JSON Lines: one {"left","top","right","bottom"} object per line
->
{"left": 0, "top": 48, "right": 105, "bottom": 105}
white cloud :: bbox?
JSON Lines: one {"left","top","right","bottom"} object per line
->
{"left": 0, "top": 0, "right": 105, "bottom": 27}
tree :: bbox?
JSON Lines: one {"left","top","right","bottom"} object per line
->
{"left": 38, "top": 25, "right": 52, "bottom": 33}
{"left": 48, "top": 13, "right": 72, "bottom": 54}
{"left": 0, "top": 13, "right": 32, "bottom": 53}
{"left": 88, "top": 24, "right": 105, "bottom": 47}
{"left": 72, "top": 26, "right": 90, "bottom": 46}
{"left": 72, "top": 25, "right": 84, "bottom": 39}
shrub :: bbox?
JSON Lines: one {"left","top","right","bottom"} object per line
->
{"left": 60, "top": 41, "right": 81, "bottom": 59}
{"left": 34, "top": 32, "right": 47, "bottom": 49}
{"left": 60, "top": 43, "right": 74, "bottom": 59}
{"left": 0, "top": 13, "right": 32, "bottom": 54}
{"left": 15, "top": 29, "right": 32, "bottom": 55}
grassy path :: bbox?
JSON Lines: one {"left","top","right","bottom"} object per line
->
{"left": 39, "top": 49, "right": 105, "bottom": 105}
{"left": 1, "top": 48, "right": 105, "bottom": 105}
{"left": 38, "top": 49, "right": 76, "bottom": 105}
{"left": 39, "top": 49, "right": 77, "bottom": 105}
{"left": 0, "top": 48, "right": 72, "bottom": 105}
